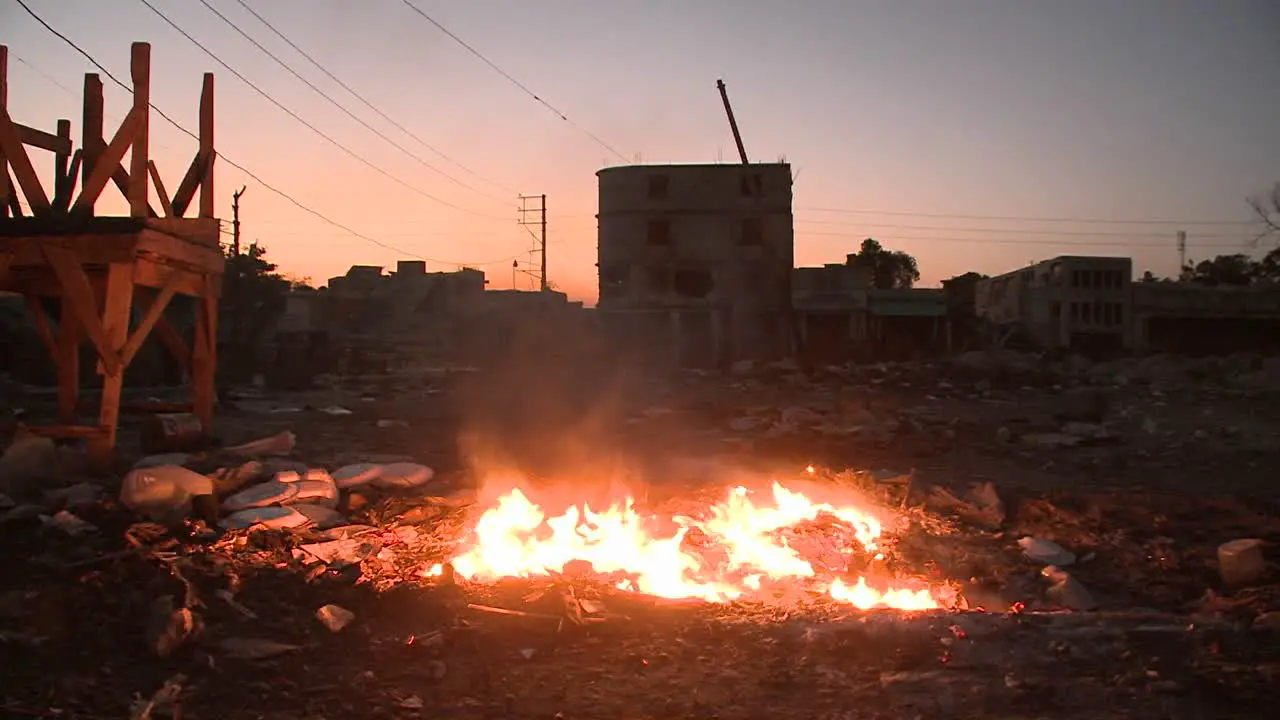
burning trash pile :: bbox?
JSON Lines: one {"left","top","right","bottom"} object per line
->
{"left": 433, "top": 474, "right": 946, "bottom": 611}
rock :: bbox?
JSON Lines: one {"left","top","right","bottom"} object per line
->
{"left": 216, "top": 637, "right": 301, "bottom": 660}
{"left": 316, "top": 604, "right": 355, "bottom": 632}
{"left": 134, "top": 453, "right": 191, "bottom": 469}
{"left": 1218, "top": 538, "right": 1266, "bottom": 587}
{"left": 1018, "top": 537, "right": 1076, "bottom": 566}
{"left": 1042, "top": 566, "right": 1097, "bottom": 611}
{"left": 1253, "top": 611, "right": 1280, "bottom": 631}
{"left": 146, "top": 595, "right": 198, "bottom": 658}
{"left": 729, "top": 416, "right": 767, "bottom": 433}
{"left": 729, "top": 360, "right": 757, "bottom": 377}
{"left": 0, "top": 429, "right": 61, "bottom": 497}
{"left": 44, "top": 481, "right": 101, "bottom": 513}
{"left": 1021, "top": 433, "right": 1082, "bottom": 449}
{"left": 41, "top": 510, "right": 96, "bottom": 536}
{"left": 208, "top": 461, "right": 265, "bottom": 495}
{"left": 779, "top": 406, "right": 824, "bottom": 428}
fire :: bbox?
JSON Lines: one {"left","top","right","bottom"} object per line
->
{"left": 445, "top": 480, "right": 940, "bottom": 611}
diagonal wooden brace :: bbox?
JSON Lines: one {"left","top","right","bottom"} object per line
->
{"left": 40, "top": 244, "right": 122, "bottom": 376}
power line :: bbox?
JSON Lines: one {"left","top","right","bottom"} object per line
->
{"left": 135, "top": 0, "right": 507, "bottom": 220}
{"left": 231, "top": 0, "right": 517, "bottom": 198}
{"left": 195, "top": 0, "right": 506, "bottom": 205}
{"left": 797, "top": 206, "right": 1256, "bottom": 226}
{"left": 795, "top": 219, "right": 1246, "bottom": 239}
{"left": 12, "top": 0, "right": 521, "bottom": 268}
{"left": 798, "top": 230, "right": 1252, "bottom": 248}
{"left": 399, "top": 0, "right": 629, "bottom": 163}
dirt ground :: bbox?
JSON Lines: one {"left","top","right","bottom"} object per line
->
{"left": 2, "top": 353, "right": 1280, "bottom": 719}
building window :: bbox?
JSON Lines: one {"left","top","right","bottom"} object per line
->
{"left": 647, "top": 174, "right": 669, "bottom": 200}
{"left": 740, "top": 173, "right": 763, "bottom": 197}
{"left": 1070, "top": 302, "right": 1080, "bottom": 321}
{"left": 1113, "top": 304, "right": 1124, "bottom": 326}
{"left": 1082, "top": 303, "right": 1092, "bottom": 324}
{"left": 673, "top": 268, "right": 714, "bottom": 299}
{"left": 646, "top": 266, "right": 671, "bottom": 294}
{"left": 600, "top": 265, "right": 628, "bottom": 300}
{"left": 647, "top": 219, "right": 671, "bottom": 246}
{"left": 740, "top": 217, "right": 763, "bottom": 246}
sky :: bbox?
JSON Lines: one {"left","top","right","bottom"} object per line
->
{"left": 3, "top": 0, "right": 1279, "bottom": 303}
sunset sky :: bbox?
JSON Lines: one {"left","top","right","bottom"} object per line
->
{"left": 4, "top": 0, "right": 1278, "bottom": 303}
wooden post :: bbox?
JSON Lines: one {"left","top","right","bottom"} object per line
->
{"left": 0, "top": 45, "right": 9, "bottom": 219}
{"left": 57, "top": 300, "right": 81, "bottom": 423}
{"left": 53, "top": 119, "right": 71, "bottom": 209}
{"left": 129, "top": 43, "right": 150, "bottom": 217}
{"left": 198, "top": 73, "right": 214, "bottom": 218}
{"left": 192, "top": 277, "right": 218, "bottom": 429}
{"left": 92, "top": 262, "right": 135, "bottom": 464}
{"left": 82, "top": 74, "right": 103, "bottom": 217}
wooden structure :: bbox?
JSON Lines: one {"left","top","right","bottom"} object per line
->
{"left": 0, "top": 42, "right": 224, "bottom": 465}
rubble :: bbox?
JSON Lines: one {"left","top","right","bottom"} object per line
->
{"left": 316, "top": 603, "right": 355, "bottom": 632}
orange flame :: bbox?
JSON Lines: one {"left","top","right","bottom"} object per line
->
{"left": 445, "top": 481, "right": 939, "bottom": 610}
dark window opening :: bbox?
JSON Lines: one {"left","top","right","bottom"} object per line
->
{"left": 600, "top": 265, "right": 628, "bottom": 299}
{"left": 739, "top": 173, "right": 763, "bottom": 197}
{"left": 673, "top": 268, "right": 714, "bottom": 299}
{"left": 646, "top": 266, "right": 672, "bottom": 294}
{"left": 647, "top": 174, "right": 669, "bottom": 200}
{"left": 1070, "top": 302, "right": 1080, "bottom": 321}
{"left": 1114, "top": 304, "right": 1124, "bottom": 326}
{"left": 647, "top": 219, "right": 672, "bottom": 246}
{"left": 740, "top": 217, "right": 763, "bottom": 246}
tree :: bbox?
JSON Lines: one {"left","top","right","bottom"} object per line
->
{"left": 845, "top": 238, "right": 920, "bottom": 289}
{"left": 220, "top": 242, "right": 290, "bottom": 378}
{"left": 1181, "top": 253, "right": 1268, "bottom": 286}
{"left": 1248, "top": 182, "right": 1280, "bottom": 239}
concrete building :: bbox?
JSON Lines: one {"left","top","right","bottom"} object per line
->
{"left": 596, "top": 163, "right": 795, "bottom": 368}
{"left": 1132, "top": 282, "right": 1280, "bottom": 354}
{"left": 975, "top": 256, "right": 1133, "bottom": 353}
{"left": 792, "top": 263, "right": 950, "bottom": 362}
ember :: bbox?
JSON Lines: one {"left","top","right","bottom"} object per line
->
{"left": 440, "top": 479, "right": 940, "bottom": 610}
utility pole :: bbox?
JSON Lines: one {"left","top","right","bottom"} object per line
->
{"left": 518, "top": 194, "right": 548, "bottom": 290}
{"left": 1177, "top": 230, "right": 1187, "bottom": 276}
{"left": 231, "top": 185, "right": 247, "bottom": 256}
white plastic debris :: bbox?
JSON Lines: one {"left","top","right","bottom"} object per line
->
{"left": 332, "top": 463, "right": 384, "bottom": 489}
{"left": 1218, "top": 538, "right": 1267, "bottom": 586}
{"left": 1042, "top": 566, "right": 1098, "bottom": 610}
{"left": 120, "top": 466, "right": 215, "bottom": 521}
{"left": 291, "top": 503, "right": 347, "bottom": 529}
{"left": 224, "top": 431, "right": 297, "bottom": 458}
{"left": 1018, "top": 537, "right": 1076, "bottom": 566}
{"left": 315, "top": 604, "right": 355, "bottom": 632}
{"left": 284, "top": 470, "right": 339, "bottom": 508}
{"left": 219, "top": 505, "right": 311, "bottom": 530}
{"left": 221, "top": 479, "right": 299, "bottom": 511}
{"left": 372, "top": 462, "right": 434, "bottom": 489}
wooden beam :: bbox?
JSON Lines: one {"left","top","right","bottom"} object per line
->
{"left": 136, "top": 293, "right": 191, "bottom": 373}
{"left": 41, "top": 244, "right": 121, "bottom": 375}
{"left": 16, "top": 122, "right": 73, "bottom": 156}
{"left": 110, "top": 163, "right": 158, "bottom": 218}
{"left": 198, "top": 72, "right": 214, "bottom": 218}
{"left": 71, "top": 106, "right": 141, "bottom": 213}
{"left": 192, "top": 275, "right": 219, "bottom": 428}
{"left": 1, "top": 45, "right": 9, "bottom": 219}
{"left": 57, "top": 296, "right": 81, "bottom": 423}
{"left": 171, "top": 151, "right": 207, "bottom": 218}
{"left": 52, "top": 119, "right": 71, "bottom": 209}
{"left": 82, "top": 74, "right": 104, "bottom": 218}
{"left": 94, "top": 261, "right": 135, "bottom": 461}
{"left": 129, "top": 43, "right": 150, "bottom": 217}
{"left": 59, "top": 149, "right": 82, "bottom": 213}
{"left": 120, "top": 277, "right": 179, "bottom": 367}
{"left": 147, "top": 159, "right": 174, "bottom": 217}
{"left": 24, "top": 295, "right": 58, "bottom": 359}
{"left": 0, "top": 105, "right": 52, "bottom": 213}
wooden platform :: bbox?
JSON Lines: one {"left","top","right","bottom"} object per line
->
{"left": 0, "top": 42, "right": 223, "bottom": 466}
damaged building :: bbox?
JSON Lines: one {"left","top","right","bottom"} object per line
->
{"left": 595, "top": 163, "right": 795, "bottom": 368}
{"left": 975, "top": 255, "right": 1280, "bottom": 355}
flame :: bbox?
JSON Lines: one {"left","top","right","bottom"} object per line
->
{"left": 446, "top": 480, "right": 939, "bottom": 610}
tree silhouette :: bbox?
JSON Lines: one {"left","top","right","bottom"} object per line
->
{"left": 845, "top": 238, "right": 921, "bottom": 289}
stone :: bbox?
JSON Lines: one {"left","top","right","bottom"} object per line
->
{"left": 1218, "top": 538, "right": 1266, "bottom": 587}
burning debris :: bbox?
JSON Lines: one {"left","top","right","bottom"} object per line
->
{"left": 439, "top": 478, "right": 941, "bottom": 610}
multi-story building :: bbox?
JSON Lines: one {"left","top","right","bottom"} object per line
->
{"left": 596, "top": 163, "right": 794, "bottom": 368}
{"left": 975, "top": 256, "right": 1133, "bottom": 352}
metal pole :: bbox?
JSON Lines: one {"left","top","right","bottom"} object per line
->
{"left": 232, "top": 185, "right": 246, "bottom": 255}
{"left": 540, "top": 193, "right": 547, "bottom": 291}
